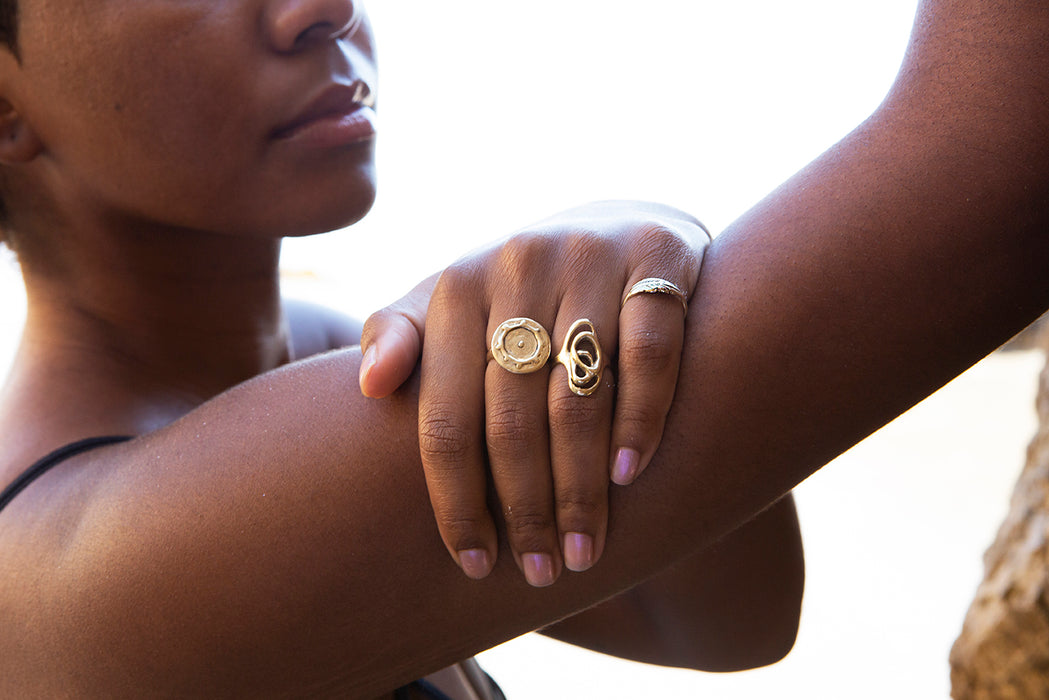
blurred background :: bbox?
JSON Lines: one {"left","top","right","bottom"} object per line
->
{"left": 2, "top": 1, "right": 1041, "bottom": 697}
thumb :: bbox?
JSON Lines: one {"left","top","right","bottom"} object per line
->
{"left": 358, "top": 273, "right": 437, "bottom": 398}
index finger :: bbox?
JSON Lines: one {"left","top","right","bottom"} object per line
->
{"left": 417, "top": 268, "right": 497, "bottom": 579}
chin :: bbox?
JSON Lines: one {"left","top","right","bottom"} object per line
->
{"left": 292, "top": 186, "right": 376, "bottom": 237}
{"left": 259, "top": 164, "right": 377, "bottom": 238}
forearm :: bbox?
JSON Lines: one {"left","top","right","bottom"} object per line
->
{"left": 551, "top": 0, "right": 1049, "bottom": 665}
{"left": 628, "top": 70, "right": 1049, "bottom": 581}
{"left": 542, "top": 494, "right": 803, "bottom": 671}
{"left": 8, "top": 1, "right": 1049, "bottom": 696}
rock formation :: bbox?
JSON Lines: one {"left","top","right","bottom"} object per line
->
{"left": 950, "top": 340, "right": 1049, "bottom": 698}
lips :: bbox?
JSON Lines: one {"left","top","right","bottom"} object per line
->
{"left": 272, "top": 80, "right": 376, "bottom": 144}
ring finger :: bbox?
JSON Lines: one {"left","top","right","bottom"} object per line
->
{"left": 547, "top": 311, "right": 616, "bottom": 574}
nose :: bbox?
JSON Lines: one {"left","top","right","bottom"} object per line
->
{"left": 264, "top": 0, "right": 358, "bottom": 53}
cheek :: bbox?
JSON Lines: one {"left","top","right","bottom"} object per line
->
{"left": 19, "top": 0, "right": 379, "bottom": 236}
{"left": 30, "top": 24, "right": 268, "bottom": 225}
{"left": 93, "top": 26, "right": 258, "bottom": 177}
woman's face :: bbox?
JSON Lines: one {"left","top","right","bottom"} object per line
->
{"left": 9, "top": 0, "right": 377, "bottom": 238}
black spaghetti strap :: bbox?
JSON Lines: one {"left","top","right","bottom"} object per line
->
{"left": 0, "top": 435, "right": 133, "bottom": 513}
{"left": 399, "top": 679, "right": 457, "bottom": 700}
{"left": 2, "top": 437, "right": 507, "bottom": 699}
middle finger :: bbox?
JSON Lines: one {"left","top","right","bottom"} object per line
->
{"left": 486, "top": 311, "right": 562, "bottom": 587}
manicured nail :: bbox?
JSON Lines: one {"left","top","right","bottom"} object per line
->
{"left": 563, "top": 532, "right": 594, "bottom": 572}
{"left": 521, "top": 553, "right": 556, "bottom": 587}
{"left": 458, "top": 549, "right": 491, "bottom": 580}
{"left": 358, "top": 345, "right": 377, "bottom": 394}
{"left": 611, "top": 447, "right": 641, "bottom": 485}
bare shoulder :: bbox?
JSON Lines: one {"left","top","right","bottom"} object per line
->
{"left": 283, "top": 297, "right": 363, "bottom": 360}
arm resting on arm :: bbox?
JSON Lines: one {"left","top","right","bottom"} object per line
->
{"left": 4, "top": 0, "right": 1049, "bottom": 696}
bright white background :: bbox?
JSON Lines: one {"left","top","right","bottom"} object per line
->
{"left": 1, "top": 1, "right": 1040, "bottom": 698}
{"left": 279, "top": 0, "right": 922, "bottom": 316}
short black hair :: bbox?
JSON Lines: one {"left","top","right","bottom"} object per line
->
{"left": 0, "top": 0, "right": 15, "bottom": 56}
{"left": 0, "top": 0, "right": 16, "bottom": 240}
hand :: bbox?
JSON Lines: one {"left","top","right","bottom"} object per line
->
{"left": 360, "top": 201, "right": 710, "bottom": 586}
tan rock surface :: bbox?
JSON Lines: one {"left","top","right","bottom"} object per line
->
{"left": 950, "top": 343, "right": 1049, "bottom": 698}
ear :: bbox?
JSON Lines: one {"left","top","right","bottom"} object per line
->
{"left": 0, "top": 99, "right": 42, "bottom": 164}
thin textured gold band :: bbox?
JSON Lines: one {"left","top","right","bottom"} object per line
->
{"left": 622, "top": 277, "right": 689, "bottom": 315}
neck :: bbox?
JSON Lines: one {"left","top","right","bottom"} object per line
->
{"left": 12, "top": 225, "right": 289, "bottom": 430}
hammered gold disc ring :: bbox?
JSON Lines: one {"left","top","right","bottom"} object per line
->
{"left": 556, "top": 319, "right": 604, "bottom": 396}
{"left": 489, "top": 317, "right": 552, "bottom": 374}
{"left": 623, "top": 277, "right": 689, "bottom": 315}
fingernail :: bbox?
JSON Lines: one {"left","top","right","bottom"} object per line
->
{"left": 458, "top": 549, "right": 491, "bottom": 580}
{"left": 611, "top": 447, "right": 641, "bottom": 485}
{"left": 359, "top": 345, "right": 377, "bottom": 394}
{"left": 522, "top": 552, "right": 556, "bottom": 587}
{"left": 563, "top": 533, "right": 594, "bottom": 572}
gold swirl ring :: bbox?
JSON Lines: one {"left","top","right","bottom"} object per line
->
{"left": 556, "top": 319, "right": 604, "bottom": 396}
{"left": 489, "top": 317, "right": 551, "bottom": 374}
{"left": 622, "top": 277, "right": 689, "bottom": 314}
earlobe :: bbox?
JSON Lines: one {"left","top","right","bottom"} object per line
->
{"left": 0, "top": 99, "right": 42, "bottom": 164}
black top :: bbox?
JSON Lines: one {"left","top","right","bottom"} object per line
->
{"left": 0, "top": 435, "right": 132, "bottom": 513}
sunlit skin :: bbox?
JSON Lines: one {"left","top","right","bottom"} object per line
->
{"left": 0, "top": 0, "right": 805, "bottom": 697}
{"left": 8, "top": 0, "right": 377, "bottom": 239}
{"left": 6, "top": 0, "right": 1048, "bottom": 696}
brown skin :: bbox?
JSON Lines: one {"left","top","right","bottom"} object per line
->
{"left": 0, "top": 0, "right": 802, "bottom": 698}
{"left": 7, "top": 0, "right": 1049, "bottom": 695}
{"left": 361, "top": 202, "right": 714, "bottom": 585}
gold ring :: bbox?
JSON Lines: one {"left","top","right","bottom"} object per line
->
{"left": 622, "top": 277, "right": 689, "bottom": 314}
{"left": 490, "top": 317, "right": 551, "bottom": 374}
{"left": 556, "top": 319, "right": 603, "bottom": 396}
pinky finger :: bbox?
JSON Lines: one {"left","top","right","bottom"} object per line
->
{"left": 610, "top": 289, "right": 688, "bottom": 485}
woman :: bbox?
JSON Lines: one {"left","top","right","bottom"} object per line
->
{"left": 0, "top": 0, "right": 803, "bottom": 697}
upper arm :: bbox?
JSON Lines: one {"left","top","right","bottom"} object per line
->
{"left": 5, "top": 1, "right": 1049, "bottom": 697}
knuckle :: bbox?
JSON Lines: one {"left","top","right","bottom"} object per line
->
{"left": 637, "top": 222, "right": 680, "bottom": 250}
{"left": 435, "top": 510, "right": 490, "bottom": 546}
{"left": 548, "top": 391, "right": 601, "bottom": 435}
{"left": 432, "top": 265, "right": 475, "bottom": 304}
{"left": 619, "top": 328, "right": 678, "bottom": 376}
{"left": 418, "top": 411, "right": 473, "bottom": 464}
{"left": 360, "top": 306, "right": 396, "bottom": 340}
{"left": 555, "top": 488, "right": 604, "bottom": 521}
{"left": 634, "top": 223, "right": 699, "bottom": 272}
{"left": 486, "top": 404, "right": 544, "bottom": 453}
{"left": 498, "top": 231, "right": 555, "bottom": 282}
{"left": 504, "top": 508, "right": 555, "bottom": 541}
{"left": 616, "top": 399, "right": 667, "bottom": 434}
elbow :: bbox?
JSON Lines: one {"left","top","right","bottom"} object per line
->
{"left": 705, "top": 595, "right": 802, "bottom": 672}
{"left": 707, "top": 543, "right": 805, "bottom": 671}
{"left": 678, "top": 582, "right": 803, "bottom": 673}
{"left": 757, "top": 600, "right": 803, "bottom": 668}
{"left": 677, "top": 500, "right": 806, "bottom": 673}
